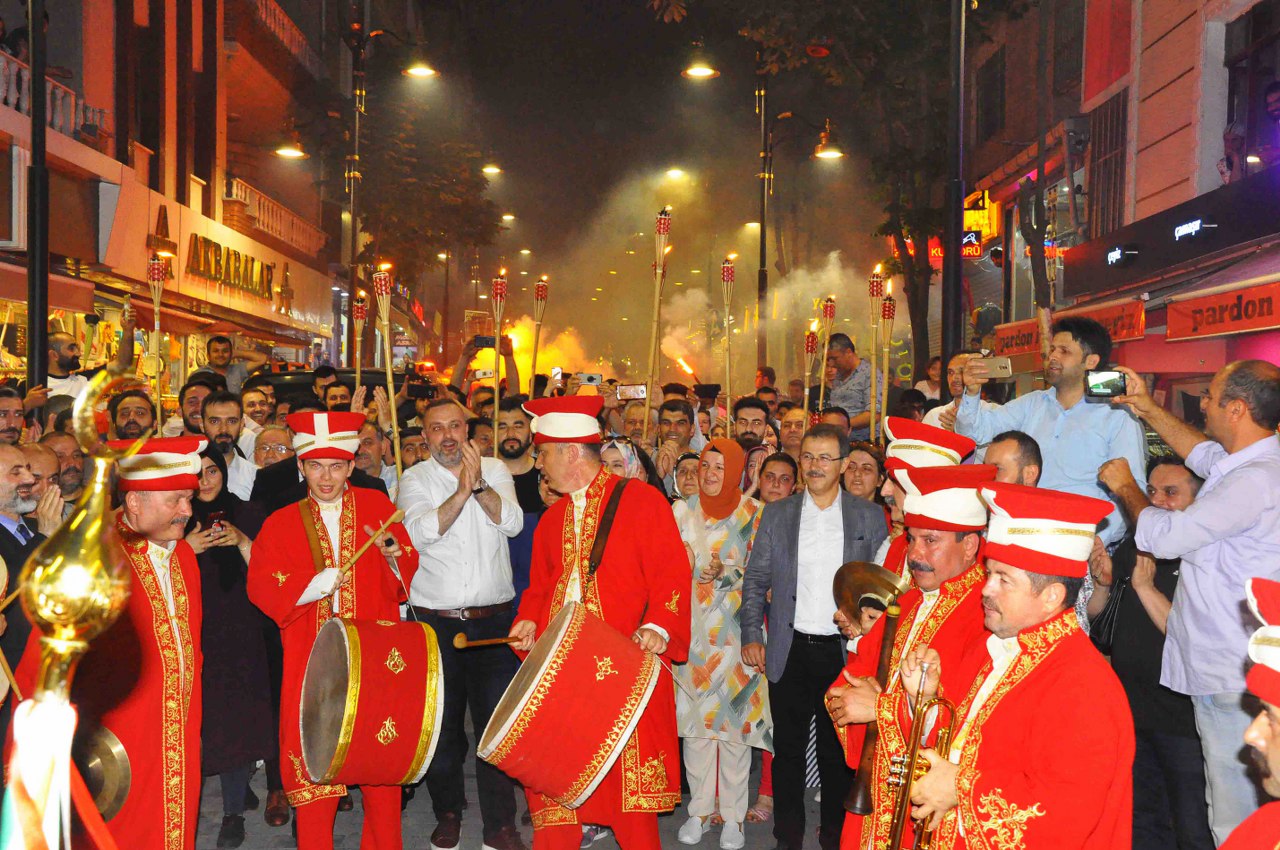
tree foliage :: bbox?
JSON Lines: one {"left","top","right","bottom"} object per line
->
{"left": 651, "top": 0, "right": 1025, "bottom": 376}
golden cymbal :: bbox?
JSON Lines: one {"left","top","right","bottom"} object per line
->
{"left": 73, "top": 723, "right": 131, "bottom": 822}
{"left": 832, "top": 560, "right": 912, "bottom": 619}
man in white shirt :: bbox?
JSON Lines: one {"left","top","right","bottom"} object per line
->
{"left": 200, "top": 391, "right": 258, "bottom": 501}
{"left": 397, "top": 398, "right": 525, "bottom": 850}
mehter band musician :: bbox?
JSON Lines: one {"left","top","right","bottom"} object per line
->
{"left": 247, "top": 411, "right": 418, "bottom": 850}
{"left": 507, "top": 394, "right": 690, "bottom": 850}
{"left": 14, "top": 436, "right": 208, "bottom": 850}
{"left": 894, "top": 482, "right": 1133, "bottom": 849}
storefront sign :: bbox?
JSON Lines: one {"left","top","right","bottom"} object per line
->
{"left": 993, "top": 299, "right": 1146, "bottom": 356}
{"left": 1106, "top": 245, "right": 1137, "bottom": 267}
{"left": 1173, "top": 217, "right": 1216, "bottom": 241}
{"left": 184, "top": 234, "right": 275, "bottom": 299}
{"left": 393, "top": 333, "right": 414, "bottom": 347}
{"left": 1167, "top": 281, "right": 1280, "bottom": 340}
{"left": 961, "top": 231, "right": 983, "bottom": 259}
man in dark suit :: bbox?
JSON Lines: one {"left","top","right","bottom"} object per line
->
{"left": 742, "top": 424, "right": 888, "bottom": 850}
{"left": 0, "top": 443, "right": 47, "bottom": 746}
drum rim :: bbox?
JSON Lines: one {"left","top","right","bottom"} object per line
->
{"left": 401, "top": 621, "right": 446, "bottom": 785}
{"left": 298, "top": 618, "right": 361, "bottom": 785}
{"left": 477, "top": 601, "right": 580, "bottom": 760}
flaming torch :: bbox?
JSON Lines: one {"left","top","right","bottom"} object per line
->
{"left": 352, "top": 295, "right": 367, "bottom": 389}
{"left": 817, "top": 296, "right": 837, "bottom": 412}
{"left": 868, "top": 266, "right": 884, "bottom": 443}
{"left": 880, "top": 283, "right": 897, "bottom": 432}
{"left": 146, "top": 253, "right": 166, "bottom": 400}
{"left": 642, "top": 208, "right": 672, "bottom": 447}
{"left": 372, "top": 270, "right": 403, "bottom": 478}
{"left": 491, "top": 272, "right": 508, "bottom": 456}
{"left": 676, "top": 356, "right": 701, "bottom": 384}
{"left": 803, "top": 325, "right": 819, "bottom": 417}
{"left": 528, "top": 275, "right": 549, "bottom": 397}
{"left": 721, "top": 256, "right": 735, "bottom": 435}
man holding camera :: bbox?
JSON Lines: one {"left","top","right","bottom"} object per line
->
{"left": 956, "top": 317, "right": 1146, "bottom": 546}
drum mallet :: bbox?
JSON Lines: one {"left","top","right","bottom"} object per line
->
{"left": 453, "top": 634, "right": 523, "bottom": 650}
{"left": 340, "top": 510, "right": 406, "bottom": 576}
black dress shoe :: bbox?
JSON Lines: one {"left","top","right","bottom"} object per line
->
{"left": 217, "top": 815, "right": 246, "bottom": 849}
{"left": 244, "top": 786, "right": 260, "bottom": 811}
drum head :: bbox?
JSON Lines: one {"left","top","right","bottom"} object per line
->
{"left": 478, "top": 602, "right": 577, "bottom": 758}
{"left": 300, "top": 618, "right": 351, "bottom": 783}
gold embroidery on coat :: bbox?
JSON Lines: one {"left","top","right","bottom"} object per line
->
{"left": 977, "top": 789, "right": 1045, "bottom": 850}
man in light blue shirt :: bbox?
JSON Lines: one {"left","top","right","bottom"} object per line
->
{"left": 956, "top": 316, "right": 1146, "bottom": 546}
{"left": 1098, "top": 359, "right": 1280, "bottom": 844}
{"left": 825, "top": 333, "right": 871, "bottom": 441}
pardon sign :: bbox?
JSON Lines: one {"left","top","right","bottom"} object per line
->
{"left": 1167, "top": 281, "right": 1280, "bottom": 340}
{"left": 993, "top": 300, "right": 1146, "bottom": 356}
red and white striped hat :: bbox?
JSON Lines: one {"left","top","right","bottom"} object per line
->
{"left": 979, "top": 482, "right": 1113, "bottom": 577}
{"left": 896, "top": 464, "right": 996, "bottom": 532}
{"left": 523, "top": 396, "right": 604, "bottom": 445}
{"left": 110, "top": 436, "right": 207, "bottom": 492}
{"left": 287, "top": 411, "right": 367, "bottom": 460}
{"left": 883, "top": 417, "right": 975, "bottom": 469}
{"left": 1246, "top": 578, "right": 1280, "bottom": 707}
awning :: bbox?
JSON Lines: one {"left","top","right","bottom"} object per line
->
{"left": 0, "top": 261, "right": 95, "bottom": 312}
{"left": 1166, "top": 242, "right": 1280, "bottom": 303}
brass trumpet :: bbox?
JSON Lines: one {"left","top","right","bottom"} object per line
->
{"left": 887, "top": 663, "right": 956, "bottom": 850}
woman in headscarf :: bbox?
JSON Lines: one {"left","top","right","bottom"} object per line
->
{"left": 601, "top": 436, "right": 667, "bottom": 496}
{"left": 185, "top": 446, "right": 277, "bottom": 844}
{"left": 671, "top": 439, "right": 771, "bottom": 850}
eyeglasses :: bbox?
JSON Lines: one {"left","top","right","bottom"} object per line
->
{"left": 800, "top": 452, "right": 845, "bottom": 465}
{"left": 257, "top": 444, "right": 292, "bottom": 455}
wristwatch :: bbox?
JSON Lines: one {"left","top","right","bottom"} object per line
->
{"left": 472, "top": 478, "right": 489, "bottom": 495}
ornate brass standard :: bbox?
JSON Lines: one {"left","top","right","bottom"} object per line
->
{"left": 20, "top": 362, "right": 143, "bottom": 815}
{"left": 887, "top": 663, "right": 955, "bottom": 850}
{"left": 831, "top": 561, "right": 911, "bottom": 817}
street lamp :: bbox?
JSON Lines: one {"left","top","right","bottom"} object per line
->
{"left": 813, "top": 119, "right": 846, "bottom": 159}
{"left": 682, "top": 41, "right": 720, "bottom": 79}
{"left": 482, "top": 164, "right": 503, "bottom": 175}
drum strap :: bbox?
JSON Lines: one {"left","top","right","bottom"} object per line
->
{"left": 587, "top": 479, "right": 629, "bottom": 576}
{"left": 299, "top": 500, "right": 328, "bottom": 573}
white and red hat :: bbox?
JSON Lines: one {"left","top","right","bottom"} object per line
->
{"left": 979, "top": 482, "right": 1113, "bottom": 577}
{"left": 287, "top": 411, "right": 366, "bottom": 460}
{"left": 110, "top": 436, "right": 207, "bottom": 492}
{"left": 883, "top": 417, "right": 975, "bottom": 470}
{"left": 1246, "top": 578, "right": 1280, "bottom": 707}
{"left": 523, "top": 396, "right": 604, "bottom": 445}
{"left": 896, "top": 464, "right": 996, "bottom": 532}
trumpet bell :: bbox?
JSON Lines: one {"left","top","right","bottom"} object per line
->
{"left": 833, "top": 560, "right": 911, "bottom": 619}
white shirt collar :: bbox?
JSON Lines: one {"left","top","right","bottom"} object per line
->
{"left": 986, "top": 632, "right": 1021, "bottom": 664}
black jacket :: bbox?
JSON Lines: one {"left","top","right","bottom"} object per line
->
{"left": 250, "top": 457, "right": 388, "bottom": 515}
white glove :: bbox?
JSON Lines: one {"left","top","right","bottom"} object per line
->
{"left": 297, "top": 567, "right": 341, "bottom": 606}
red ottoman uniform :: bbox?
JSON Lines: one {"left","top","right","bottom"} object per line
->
{"left": 246, "top": 412, "right": 419, "bottom": 850}
{"left": 831, "top": 464, "right": 995, "bottom": 850}
{"left": 516, "top": 396, "right": 690, "bottom": 850}
{"left": 14, "top": 437, "right": 207, "bottom": 850}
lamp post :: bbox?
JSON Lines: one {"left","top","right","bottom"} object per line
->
{"left": 940, "top": 0, "right": 968, "bottom": 395}
{"left": 26, "top": 0, "right": 48, "bottom": 392}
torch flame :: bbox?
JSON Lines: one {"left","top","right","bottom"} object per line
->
{"left": 886, "top": 280, "right": 893, "bottom": 296}
{"left": 676, "top": 357, "right": 694, "bottom": 376}
{"left": 874, "top": 263, "right": 883, "bottom": 273}
{"left": 664, "top": 245, "right": 674, "bottom": 255}
{"left": 809, "top": 319, "right": 819, "bottom": 332}
{"left": 499, "top": 267, "right": 508, "bottom": 277}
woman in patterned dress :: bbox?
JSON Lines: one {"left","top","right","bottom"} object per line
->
{"left": 672, "top": 439, "right": 772, "bottom": 850}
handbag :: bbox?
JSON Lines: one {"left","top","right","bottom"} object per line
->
{"left": 1089, "top": 575, "right": 1128, "bottom": 655}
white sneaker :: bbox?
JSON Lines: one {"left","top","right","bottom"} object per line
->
{"left": 677, "top": 815, "right": 706, "bottom": 845}
{"left": 719, "top": 822, "right": 745, "bottom": 850}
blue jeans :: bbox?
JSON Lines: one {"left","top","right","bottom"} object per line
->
{"left": 1190, "top": 692, "right": 1264, "bottom": 844}
{"left": 1132, "top": 729, "right": 1215, "bottom": 850}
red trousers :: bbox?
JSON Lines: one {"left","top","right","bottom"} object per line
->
{"left": 296, "top": 786, "right": 403, "bottom": 850}
{"left": 526, "top": 784, "right": 661, "bottom": 850}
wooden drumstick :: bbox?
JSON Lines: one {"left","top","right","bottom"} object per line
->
{"left": 340, "top": 510, "right": 405, "bottom": 576}
{"left": 453, "top": 634, "right": 522, "bottom": 650}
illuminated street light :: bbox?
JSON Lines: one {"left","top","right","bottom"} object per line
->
{"left": 502, "top": 213, "right": 516, "bottom": 222}
{"left": 482, "top": 164, "right": 503, "bottom": 175}
{"left": 437, "top": 252, "right": 448, "bottom": 260}
{"left": 403, "top": 56, "right": 438, "bottom": 77}
{"left": 665, "top": 168, "right": 686, "bottom": 179}
{"left": 274, "top": 120, "right": 309, "bottom": 159}
{"left": 744, "top": 222, "right": 760, "bottom": 229}
{"left": 519, "top": 248, "right": 532, "bottom": 256}
{"left": 377, "top": 261, "right": 394, "bottom": 271}
{"left": 681, "top": 41, "right": 720, "bottom": 80}
{"left": 813, "top": 119, "right": 846, "bottom": 159}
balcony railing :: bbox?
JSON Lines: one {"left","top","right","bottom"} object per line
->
{"left": 250, "top": 0, "right": 322, "bottom": 80}
{"left": 228, "top": 177, "right": 328, "bottom": 257}
{"left": 0, "top": 52, "right": 111, "bottom": 146}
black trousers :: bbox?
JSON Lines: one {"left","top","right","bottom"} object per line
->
{"left": 770, "top": 636, "right": 851, "bottom": 850}
{"left": 420, "top": 609, "right": 521, "bottom": 840}
{"left": 1132, "top": 728, "right": 1216, "bottom": 850}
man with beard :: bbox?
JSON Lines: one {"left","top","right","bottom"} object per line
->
{"left": 39, "top": 430, "right": 86, "bottom": 513}
{"left": 740, "top": 424, "right": 888, "bottom": 850}
{"left": 399, "top": 426, "right": 428, "bottom": 469}
{"left": 467, "top": 416, "right": 495, "bottom": 455}
{"left": 0, "top": 388, "right": 25, "bottom": 445}
{"left": 20, "top": 443, "right": 62, "bottom": 536}
{"left": 779, "top": 407, "right": 806, "bottom": 464}
{"left": 109, "top": 388, "right": 157, "bottom": 440}
{"left": 496, "top": 396, "right": 541, "bottom": 608}
{"left": 957, "top": 316, "right": 1145, "bottom": 545}
{"left": 16, "top": 437, "right": 208, "bottom": 849}
{"left": 653, "top": 399, "right": 697, "bottom": 492}
{"left": 0, "top": 443, "right": 45, "bottom": 744}
{"left": 322, "top": 382, "right": 352, "bottom": 411}
{"left": 177, "top": 377, "right": 221, "bottom": 436}
{"left": 201, "top": 391, "right": 257, "bottom": 500}
{"left": 45, "top": 330, "right": 89, "bottom": 399}
{"left": 1222, "top": 577, "right": 1280, "bottom": 847}
{"left": 824, "top": 463, "right": 997, "bottom": 850}
{"left": 397, "top": 399, "right": 525, "bottom": 850}
{"left": 354, "top": 420, "right": 397, "bottom": 497}
{"left": 238, "top": 385, "right": 272, "bottom": 457}
{"left": 620, "top": 400, "right": 655, "bottom": 452}
{"left": 732, "top": 396, "right": 771, "bottom": 450}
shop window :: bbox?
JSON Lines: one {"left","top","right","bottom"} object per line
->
{"left": 975, "top": 49, "right": 1006, "bottom": 144}
{"left": 1225, "top": 0, "right": 1280, "bottom": 171}
{"left": 1087, "top": 90, "right": 1127, "bottom": 240}
{"left": 1053, "top": 0, "right": 1085, "bottom": 94}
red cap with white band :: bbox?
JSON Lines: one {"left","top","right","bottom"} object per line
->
{"left": 1247, "top": 578, "right": 1280, "bottom": 707}
{"left": 896, "top": 464, "right": 997, "bottom": 532}
{"left": 110, "top": 436, "right": 207, "bottom": 491}
{"left": 523, "top": 396, "right": 604, "bottom": 445}
{"left": 883, "top": 416, "right": 975, "bottom": 469}
{"left": 979, "top": 482, "right": 1113, "bottom": 577}
{"left": 287, "top": 411, "right": 367, "bottom": 460}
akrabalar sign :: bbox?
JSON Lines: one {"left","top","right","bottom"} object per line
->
{"left": 993, "top": 300, "right": 1146, "bottom": 356}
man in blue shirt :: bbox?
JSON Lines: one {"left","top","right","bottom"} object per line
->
{"left": 956, "top": 316, "right": 1146, "bottom": 546}
{"left": 825, "top": 333, "right": 871, "bottom": 441}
